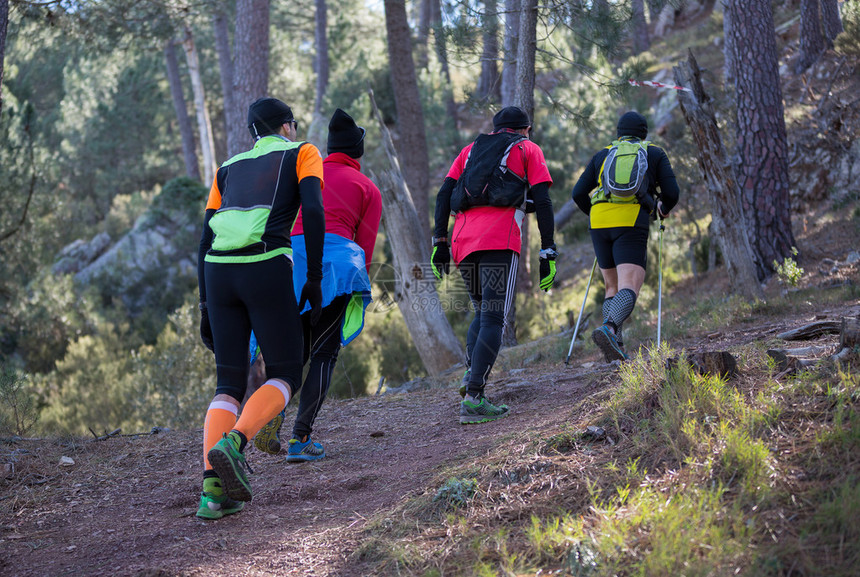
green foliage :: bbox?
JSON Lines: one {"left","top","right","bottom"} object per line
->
{"left": 565, "top": 485, "right": 752, "bottom": 576}
{"left": 33, "top": 293, "right": 214, "bottom": 435}
{"left": 148, "top": 177, "right": 208, "bottom": 223}
{"left": 772, "top": 247, "right": 804, "bottom": 288}
{"left": 132, "top": 302, "right": 215, "bottom": 429}
{"left": 6, "top": 274, "right": 98, "bottom": 374}
{"left": 718, "top": 425, "right": 774, "bottom": 500}
{"left": 835, "top": 2, "right": 860, "bottom": 57}
{"left": 433, "top": 477, "right": 478, "bottom": 509}
{"left": 0, "top": 365, "right": 41, "bottom": 436}
{"left": 34, "top": 324, "right": 138, "bottom": 435}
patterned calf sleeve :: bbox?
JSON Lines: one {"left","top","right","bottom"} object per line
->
{"left": 602, "top": 297, "right": 613, "bottom": 325}
{"left": 603, "top": 295, "right": 625, "bottom": 344}
{"left": 607, "top": 288, "right": 637, "bottom": 335}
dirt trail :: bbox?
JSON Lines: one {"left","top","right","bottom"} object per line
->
{"left": 1, "top": 361, "right": 601, "bottom": 577}
{"left": 2, "top": 296, "right": 857, "bottom": 577}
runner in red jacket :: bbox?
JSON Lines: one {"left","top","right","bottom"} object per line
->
{"left": 253, "top": 109, "right": 382, "bottom": 461}
{"left": 432, "top": 106, "right": 557, "bottom": 424}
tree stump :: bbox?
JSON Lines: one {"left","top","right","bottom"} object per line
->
{"left": 669, "top": 351, "right": 739, "bottom": 379}
{"left": 841, "top": 317, "right": 860, "bottom": 349}
{"left": 688, "top": 351, "right": 739, "bottom": 378}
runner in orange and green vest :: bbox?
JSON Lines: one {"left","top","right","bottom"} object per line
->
{"left": 196, "top": 97, "right": 325, "bottom": 519}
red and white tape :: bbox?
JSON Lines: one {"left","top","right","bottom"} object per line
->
{"left": 628, "top": 79, "right": 692, "bottom": 92}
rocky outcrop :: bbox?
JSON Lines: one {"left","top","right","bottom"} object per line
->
{"left": 56, "top": 178, "right": 207, "bottom": 316}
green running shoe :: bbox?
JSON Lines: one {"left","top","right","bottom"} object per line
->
{"left": 254, "top": 410, "right": 285, "bottom": 455}
{"left": 196, "top": 491, "right": 245, "bottom": 520}
{"left": 207, "top": 433, "right": 254, "bottom": 502}
{"left": 460, "top": 396, "right": 509, "bottom": 424}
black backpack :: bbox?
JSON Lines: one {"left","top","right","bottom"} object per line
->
{"left": 450, "top": 132, "right": 529, "bottom": 213}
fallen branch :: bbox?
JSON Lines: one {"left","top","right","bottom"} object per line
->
{"left": 90, "top": 428, "right": 122, "bottom": 441}
{"left": 777, "top": 321, "right": 841, "bottom": 341}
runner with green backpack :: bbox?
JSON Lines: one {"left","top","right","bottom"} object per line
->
{"left": 571, "top": 111, "right": 679, "bottom": 362}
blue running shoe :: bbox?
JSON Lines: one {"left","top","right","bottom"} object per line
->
{"left": 286, "top": 436, "right": 325, "bottom": 462}
{"left": 591, "top": 324, "right": 628, "bottom": 363}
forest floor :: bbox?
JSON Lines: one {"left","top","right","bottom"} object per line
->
{"left": 1, "top": 206, "right": 859, "bottom": 576}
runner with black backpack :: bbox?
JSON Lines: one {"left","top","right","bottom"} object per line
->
{"left": 571, "top": 111, "right": 680, "bottom": 362}
{"left": 432, "top": 106, "right": 557, "bottom": 424}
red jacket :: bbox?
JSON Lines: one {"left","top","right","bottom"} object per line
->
{"left": 292, "top": 153, "right": 382, "bottom": 271}
{"left": 445, "top": 134, "right": 552, "bottom": 264}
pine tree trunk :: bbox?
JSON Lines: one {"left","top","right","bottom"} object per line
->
{"left": 164, "top": 39, "right": 200, "bottom": 181}
{"left": 674, "top": 51, "right": 764, "bottom": 301}
{"left": 726, "top": 0, "right": 796, "bottom": 280}
{"left": 431, "top": 0, "right": 460, "bottom": 149}
{"left": 229, "top": 0, "right": 270, "bottom": 158}
{"left": 513, "top": 0, "right": 537, "bottom": 121}
{"left": 796, "top": 0, "right": 827, "bottom": 73}
{"left": 654, "top": 4, "right": 676, "bottom": 37}
{"left": 631, "top": 0, "right": 650, "bottom": 54}
{"left": 501, "top": 0, "right": 539, "bottom": 347}
{"left": 416, "top": 0, "right": 432, "bottom": 69}
{"left": 212, "top": 9, "right": 237, "bottom": 161}
{"left": 501, "top": 0, "right": 520, "bottom": 107}
{"left": 368, "top": 90, "right": 464, "bottom": 374}
{"left": 314, "top": 0, "right": 329, "bottom": 116}
{"left": 820, "top": 0, "right": 843, "bottom": 43}
{"left": 383, "top": 0, "right": 431, "bottom": 242}
{"left": 182, "top": 25, "right": 217, "bottom": 187}
{"left": 646, "top": 0, "right": 663, "bottom": 23}
{"left": 721, "top": 1, "right": 735, "bottom": 85}
{"left": 0, "top": 0, "right": 8, "bottom": 117}
{"left": 476, "top": 0, "right": 501, "bottom": 103}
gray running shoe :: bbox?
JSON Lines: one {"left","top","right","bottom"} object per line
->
{"left": 460, "top": 396, "right": 509, "bottom": 424}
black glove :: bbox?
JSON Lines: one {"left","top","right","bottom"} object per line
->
{"left": 199, "top": 303, "right": 214, "bottom": 352}
{"left": 431, "top": 240, "right": 450, "bottom": 280}
{"left": 299, "top": 279, "right": 323, "bottom": 326}
{"left": 539, "top": 246, "right": 558, "bottom": 292}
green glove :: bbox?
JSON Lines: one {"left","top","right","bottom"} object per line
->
{"left": 539, "top": 246, "right": 558, "bottom": 291}
{"left": 431, "top": 240, "right": 450, "bottom": 280}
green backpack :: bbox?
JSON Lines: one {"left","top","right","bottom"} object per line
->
{"left": 591, "top": 139, "right": 651, "bottom": 205}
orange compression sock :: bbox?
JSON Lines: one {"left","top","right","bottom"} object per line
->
{"left": 203, "top": 401, "right": 238, "bottom": 471}
{"left": 233, "top": 380, "right": 291, "bottom": 441}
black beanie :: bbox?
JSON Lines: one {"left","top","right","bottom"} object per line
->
{"left": 327, "top": 108, "right": 366, "bottom": 158}
{"left": 492, "top": 106, "right": 531, "bottom": 130}
{"left": 247, "top": 97, "right": 294, "bottom": 139}
{"left": 616, "top": 111, "right": 648, "bottom": 140}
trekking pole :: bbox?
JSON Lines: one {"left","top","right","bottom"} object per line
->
{"left": 656, "top": 219, "right": 665, "bottom": 346}
{"left": 564, "top": 257, "right": 597, "bottom": 365}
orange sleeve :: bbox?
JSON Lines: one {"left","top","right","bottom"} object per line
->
{"left": 296, "top": 144, "right": 325, "bottom": 188}
{"left": 205, "top": 174, "right": 222, "bottom": 211}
